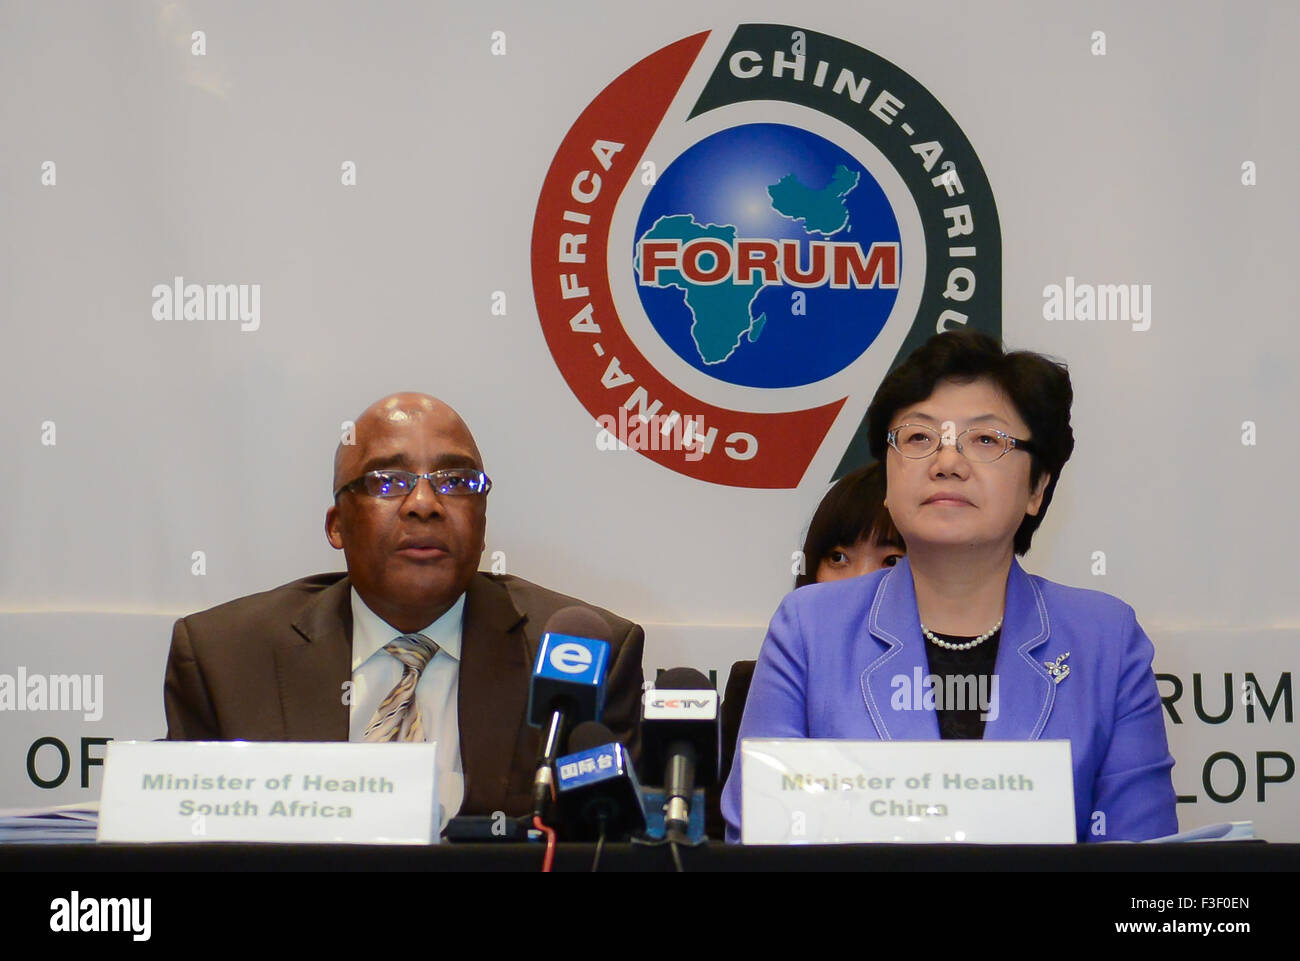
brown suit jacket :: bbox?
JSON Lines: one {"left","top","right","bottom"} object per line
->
{"left": 163, "top": 571, "right": 645, "bottom": 818}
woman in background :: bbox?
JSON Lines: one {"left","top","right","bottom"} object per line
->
{"left": 795, "top": 463, "right": 905, "bottom": 587}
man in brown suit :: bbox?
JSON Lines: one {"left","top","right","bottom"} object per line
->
{"left": 163, "top": 393, "right": 644, "bottom": 826}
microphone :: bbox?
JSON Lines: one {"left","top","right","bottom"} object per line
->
{"left": 526, "top": 608, "right": 614, "bottom": 820}
{"left": 640, "top": 668, "right": 719, "bottom": 841}
{"left": 555, "top": 721, "right": 646, "bottom": 842}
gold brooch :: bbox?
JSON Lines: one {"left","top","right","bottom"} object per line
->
{"left": 1043, "top": 652, "right": 1070, "bottom": 685}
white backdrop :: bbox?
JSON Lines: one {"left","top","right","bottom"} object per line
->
{"left": 1, "top": 0, "right": 1296, "bottom": 839}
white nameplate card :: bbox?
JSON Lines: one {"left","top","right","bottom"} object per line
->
{"left": 741, "top": 739, "right": 1075, "bottom": 844}
{"left": 98, "top": 741, "right": 438, "bottom": 844}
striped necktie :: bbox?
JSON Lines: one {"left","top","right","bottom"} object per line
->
{"left": 363, "top": 633, "right": 440, "bottom": 742}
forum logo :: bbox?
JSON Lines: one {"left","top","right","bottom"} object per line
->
{"left": 635, "top": 123, "right": 900, "bottom": 389}
{"left": 532, "top": 24, "right": 1002, "bottom": 488}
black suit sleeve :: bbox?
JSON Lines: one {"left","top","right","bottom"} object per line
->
{"left": 600, "top": 621, "right": 646, "bottom": 764}
{"left": 163, "top": 617, "right": 220, "bottom": 740}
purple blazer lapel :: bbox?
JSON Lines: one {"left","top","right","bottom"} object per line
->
{"left": 983, "top": 560, "right": 1055, "bottom": 740}
{"left": 864, "top": 558, "right": 1057, "bottom": 741}
{"left": 280, "top": 575, "right": 352, "bottom": 740}
{"left": 863, "top": 559, "right": 940, "bottom": 740}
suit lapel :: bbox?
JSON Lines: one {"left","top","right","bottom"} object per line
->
{"left": 983, "top": 560, "right": 1055, "bottom": 740}
{"left": 459, "top": 574, "right": 529, "bottom": 813}
{"left": 279, "top": 575, "right": 353, "bottom": 740}
{"left": 863, "top": 558, "right": 940, "bottom": 740}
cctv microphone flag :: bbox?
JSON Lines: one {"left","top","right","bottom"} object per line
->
{"left": 640, "top": 672, "right": 721, "bottom": 788}
{"left": 641, "top": 669, "right": 720, "bottom": 842}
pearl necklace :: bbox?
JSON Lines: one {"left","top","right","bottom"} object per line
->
{"left": 921, "top": 618, "right": 1003, "bottom": 651}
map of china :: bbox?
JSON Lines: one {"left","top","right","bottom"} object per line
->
{"left": 637, "top": 165, "right": 859, "bottom": 365}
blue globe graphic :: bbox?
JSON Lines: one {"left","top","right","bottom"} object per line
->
{"left": 633, "top": 123, "right": 901, "bottom": 389}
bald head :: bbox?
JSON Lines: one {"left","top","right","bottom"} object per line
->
{"left": 334, "top": 393, "right": 483, "bottom": 494}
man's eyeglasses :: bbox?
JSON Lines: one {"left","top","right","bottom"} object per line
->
{"left": 333, "top": 468, "right": 492, "bottom": 500}
{"left": 886, "top": 424, "right": 1036, "bottom": 463}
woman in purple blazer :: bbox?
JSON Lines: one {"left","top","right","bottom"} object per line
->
{"left": 722, "top": 330, "right": 1178, "bottom": 843}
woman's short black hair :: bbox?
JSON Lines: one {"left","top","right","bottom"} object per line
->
{"left": 796, "top": 463, "right": 905, "bottom": 588}
{"left": 865, "top": 329, "right": 1074, "bottom": 556}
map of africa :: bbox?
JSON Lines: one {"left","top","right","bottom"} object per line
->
{"left": 637, "top": 165, "right": 860, "bottom": 365}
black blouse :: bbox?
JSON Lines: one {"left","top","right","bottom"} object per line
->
{"left": 923, "top": 628, "right": 1002, "bottom": 740}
